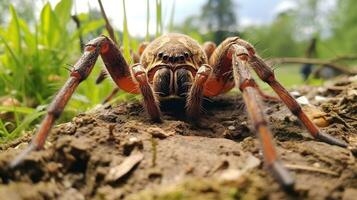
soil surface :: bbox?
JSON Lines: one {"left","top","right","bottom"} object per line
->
{"left": 0, "top": 76, "right": 356, "bottom": 200}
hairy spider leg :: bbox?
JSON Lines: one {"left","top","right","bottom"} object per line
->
{"left": 232, "top": 44, "right": 294, "bottom": 189}
{"left": 100, "top": 41, "right": 149, "bottom": 104}
{"left": 186, "top": 65, "right": 212, "bottom": 120}
{"left": 10, "top": 36, "right": 141, "bottom": 167}
{"left": 131, "top": 64, "right": 161, "bottom": 122}
{"left": 203, "top": 37, "right": 278, "bottom": 101}
{"left": 248, "top": 53, "right": 348, "bottom": 148}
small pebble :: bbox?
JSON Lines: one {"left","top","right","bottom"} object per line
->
{"left": 228, "top": 126, "right": 236, "bottom": 131}
{"left": 290, "top": 91, "right": 301, "bottom": 97}
{"left": 296, "top": 96, "right": 310, "bottom": 105}
{"left": 313, "top": 162, "right": 320, "bottom": 168}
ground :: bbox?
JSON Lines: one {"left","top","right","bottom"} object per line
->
{"left": 0, "top": 76, "right": 356, "bottom": 200}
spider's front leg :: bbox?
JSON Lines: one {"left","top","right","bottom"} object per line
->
{"left": 10, "top": 36, "right": 150, "bottom": 167}
{"left": 232, "top": 45, "right": 294, "bottom": 188}
{"left": 186, "top": 65, "right": 212, "bottom": 120}
{"left": 131, "top": 64, "right": 161, "bottom": 122}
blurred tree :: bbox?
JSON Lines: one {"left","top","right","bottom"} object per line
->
{"left": 200, "top": 0, "right": 239, "bottom": 43}
{"left": 174, "top": 0, "right": 239, "bottom": 44}
{"left": 331, "top": 0, "right": 357, "bottom": 54}
{"left": 243, "top": 12, "right": 303, "bottom": 58}
{"left": 175, "top": 16, "right": 202, "bottom": 42}
{"left": 200, "top": 0, "right": 237, "bottom": 32}
{"left": 295, "top": 0, "right": 321, "bottom": 37}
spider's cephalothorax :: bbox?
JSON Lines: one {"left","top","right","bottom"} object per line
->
{"left": 11, "top": 33, "right": 349, "bottom": 190}
{"left": 141, "top": 33, "right": 208, "bottom": 97}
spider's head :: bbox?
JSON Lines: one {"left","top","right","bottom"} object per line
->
{"left": 141, "top": 33, "right": 208, "bottom": 97}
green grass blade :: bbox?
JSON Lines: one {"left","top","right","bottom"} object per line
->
{"left": 40, "top": 3, "right": 61, "bottom": 48}
{"left": 168, "top": 0, "right": 176, "bottom": 32}
{"left": 155, "top": 0, "right": 162, "bottom": 37}
{"left": 54, "top": 0, "right": 73, "bottom": 28}
{"left": 122, "top": 0, "right": 131, "bottom": 63}
{"left": 0, "top": 120, "right": 10, "bottom": 137}
{"left": 9, "top": 5, "right": 22, "bottom": 54}
{"left": 0, "top": 106, "right": 36, "bottom": 114}
{"left": 18, "top": 19, "right": 36, "bottom": 50}
{"left": 9, "top": 110, "right": 46, "bottom": 140}
{"left": 0, "top": 34, "right": 21, "bottom": 67}
{"left": 146, "top": 0, "right": 150, "bottom": 41}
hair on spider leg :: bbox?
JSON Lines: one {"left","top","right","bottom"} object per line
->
{"left": 64, "top": 64, "right": 75, "bottom": 72}
{"left": 237, "top": 101, "right": 246, "bottom": 112}
{"left": 127, "top": 86, "right": 140, "bottom": 95}
{"left": 154, "top": 91, "right": 166, "bottom": 96}
{"left": 222, "top": 71, "right": 233, "bottom": 77}
{"left": 254, "top": 47, "right": 271, "bottom": 58}
{"left": 182, "top": 82, "right": 193, "bottom": 87}
{"left": 199, "top": 105, "right": 208, "bottom": 115}
{"left": 271, "top": 64, "right": 281, "bottom": 72}
{"left": 252, "top": 41, "right": 261, "bottom": 47}
{"left": 202, "top": 96, "right": 214, "bottom": 103}
{"left": 253, "top": 42, "right": 273, "bottom": 56}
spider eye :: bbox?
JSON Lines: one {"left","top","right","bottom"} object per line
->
{"left": 158, "top": 52, "right": 163, "bottom": 58}
{"left": 163, "top": 54, "right": 169, "bottom": 60}
{"left": 184, "top": 52, "right": 190, "bottom": 58}
{"left": 179, "top": 55, "right": 185, "bottom": 61}
{"left": 173, "top": 56, "right": 179, "bottom": 62}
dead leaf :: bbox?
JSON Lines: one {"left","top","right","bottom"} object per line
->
{"left": 302, "top": 105, "right": 330, "bottom": 127}
{"left": 218, "top": 154, "right": 261, "bottom": 181}
{"left": 219, "top": 169, "right": 243, "bottom": 181}
{"left": 147, "top": 127, "right": 174, "bottom": 139}
{"left": 242, "top": 154, "right": 261, "bottom": 171}
{"left": 105, "top": 152, "right": 144, "bottom": 182}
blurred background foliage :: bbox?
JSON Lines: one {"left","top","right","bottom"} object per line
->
{"left": 0, "top": 0, "right": 356, "bottom": 142}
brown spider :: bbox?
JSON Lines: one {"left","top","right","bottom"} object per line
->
{"left": 11, "top": 33, "right": 347, "bottom": 189}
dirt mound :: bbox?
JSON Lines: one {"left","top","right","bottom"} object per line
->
{"left": 0, "top": 76, "right": 356, "bottom": 200}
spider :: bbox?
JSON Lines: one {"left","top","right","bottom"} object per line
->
{"left": 11, "top": 33, "right": 348, "bottom": 189}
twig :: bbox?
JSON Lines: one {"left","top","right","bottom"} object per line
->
{"left": 330, "top": 54, "right": 357, "bottom": 63}
{"left": 268, "top": 57, "right": 357, "bottom": 75}
{"left": 285, "top": 164, "right": 339, "bottom": 176}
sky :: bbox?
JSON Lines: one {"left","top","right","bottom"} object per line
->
{"left": 47, "top": 0, "right": 298, "bottom": 37}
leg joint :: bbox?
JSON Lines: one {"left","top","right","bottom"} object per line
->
{"left": 260, "top": 71, "right": 275, "bottom": 84}
{"left": 250, "top": 57, "right": 276, "bottom": 83}
{"left": 254, "top": 120, "right": 267, "bottom": 130}
{"left": 47, "top": 106, "right": 62, "bottom": 119}
{"left": 70, "top": 70, "right": 86, "bottom": 82}
{"left": 290, "top": 105, "right": 302, "bottom": 116}
{"left": 239, "top": 79, "right": 256, "bottom": 92}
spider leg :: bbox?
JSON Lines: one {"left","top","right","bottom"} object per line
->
{"left": 250, "top": 81, "right": 280, "bottom": 102}
{"left": 245, "top": 48, "right": 348, "bottom": 148}
{"left": 131, "top": 64, "right": 161, "bottom": 122}
{"left": 11, "top": 36, "right": 138, "bottom": 167}
{"left": 204, "top": 37, "right": 278, "bottom": 102}
{"left": 101, "top": 88, "right": 120, "bottom": 104}
{"left": 232, "top": 45, "right": 294, "bottom": 188}
{"left": 100, "top": 42, "right": 149, "bottom": 104}
{"left": 202, "top": 41, "right": 216, "bottom": 60}
{"left": 186, "top": 65, "right": 212, "bottom": 120}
